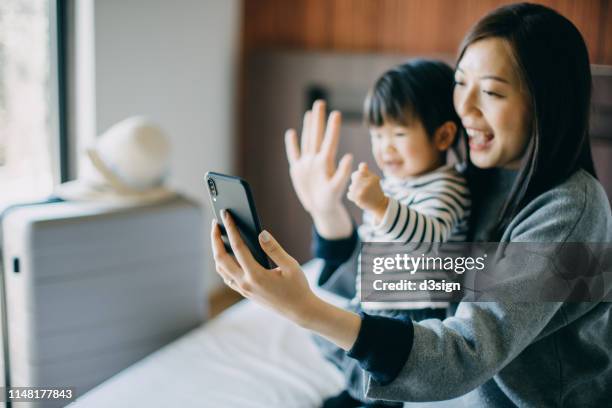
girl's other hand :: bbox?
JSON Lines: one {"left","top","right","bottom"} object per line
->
{"left": 285, "top": 100, "right": 354, "bottom": 239}
{"left": 347, "top": 162, "right": 389, "bottom": 223}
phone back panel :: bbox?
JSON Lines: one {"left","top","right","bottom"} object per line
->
{"left": 206, "top": 172, "right": 269, "bottom": 268}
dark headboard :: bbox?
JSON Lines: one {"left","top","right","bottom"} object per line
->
{"left": 242, "top": 52, "right": 612, "bottom": 261}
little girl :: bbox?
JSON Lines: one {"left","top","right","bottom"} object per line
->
{"left": 317, "top": 59, "right": 470, "bottom": 408}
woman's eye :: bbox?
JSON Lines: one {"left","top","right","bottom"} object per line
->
{"left": 454, "top": 80, "right": 465, "bottom": 86}
{"left": 394, "top": 133, "right": 407, "bottom": 137}
{"left": 483, "top": 90, "right": 503, "bottom": 98}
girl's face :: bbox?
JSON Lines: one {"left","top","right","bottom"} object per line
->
{"left": 453, "top": 37, "right": 532, "bottom": 169}
{"left": 370, "top": 119, "right": 443, "bottom": 179}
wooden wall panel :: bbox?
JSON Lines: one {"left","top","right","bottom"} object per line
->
{"left": 602, "top": 0, "right": 612, "bottom": 65}
{"left": 242, "top": 0, "right": 611, "bottom": 64}
{"left": 238, "top": 0, "right": 612, "bottom": 259}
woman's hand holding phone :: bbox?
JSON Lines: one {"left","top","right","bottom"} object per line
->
{"left": 211, "top": 210, "right": 361, "bottom": 351}
{"left": 284, "top": 100, "right": 354, "bottom": 239}
{"left": 212, "top": 211, "right": 313, "bottom": 322}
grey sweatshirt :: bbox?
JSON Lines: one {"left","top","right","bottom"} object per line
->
{"left": 317, "top": 169, "right": 612, "bottom": 407}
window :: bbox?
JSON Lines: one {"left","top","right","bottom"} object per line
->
{"left": 0, "top": 0, "right": 65, "bottom": 206}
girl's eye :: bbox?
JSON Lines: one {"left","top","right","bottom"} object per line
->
{"left": 394, "top": 133, "right": 407, "bottom": 137}
{"left": 483, "top": 90, "right": 503, "bottom": 98}
{"left": 454, "top": 80, "right": 465, "bottom": 86}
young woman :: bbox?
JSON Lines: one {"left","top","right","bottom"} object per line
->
{"left": 211, "top": 3, "right": 612, "bottom": 406}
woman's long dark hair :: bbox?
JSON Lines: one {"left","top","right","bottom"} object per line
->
{"left": 458, "top": 3, "right": 597, "bottom": 240}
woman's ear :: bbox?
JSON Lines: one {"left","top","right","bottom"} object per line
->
{"left": 433, "top": 121, "right": 458, "bottom": 151}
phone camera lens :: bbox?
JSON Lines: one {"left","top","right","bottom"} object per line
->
{"left": 208, "top": 178, "right": 217, "bottom": 196}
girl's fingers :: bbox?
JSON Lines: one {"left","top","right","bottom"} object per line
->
{"left": 221, "top": 210, "right": 259, "bottom": 271}
{"left": 320, "top": 111, "right": 342, "bottom": 162}
{"left": 285, "top": 129, "right": 300, "bottom": 165}
{"left": 300, "top": 110, "right": 312, "bottom": 154}
{"left": 346, "top": 189, "right": 355, "bottom": 203}
{"left": 310, "top": 100, "right": 326, "bottom": 153}
{"left": 358, "top": 162, "right": 369, "bottom": 173}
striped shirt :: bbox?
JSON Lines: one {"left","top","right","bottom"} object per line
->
{"left": 356, "top": 164, "right": 471, "bottom": 311}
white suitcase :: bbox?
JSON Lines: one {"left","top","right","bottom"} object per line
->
{"left": 0, "top": 197, "right": 206, "bottom": 406}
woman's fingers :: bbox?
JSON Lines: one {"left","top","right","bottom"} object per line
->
{"left": 210, "top": 219, "right": 230, "bottom": 264}
{"left": 211, "top": 220, "right": 245, "bottom": 288}
{"left": 309, "top": 100, "right": 326, "bottom": 153}
{"left": 221, "top": 210, "right": 259, "bottom": 271}
{"left": 300, "top": 110, "right": 311, "bottom": 154}
{"left": 258, "top": 230, "right": 298, "bottom": 271}
{"left": 216, "top": 263, "right": 247, "bottom": 296}
{"left": 285, "top": 129, "right": 300, "bottom": 165}
{"left": 210, "top": 220, "right": 242, "bottom": 271}
{"left": 215, "top": 263, "right": 235, "bottom": 286}
{"left": 320, "top": 110, "right": 342, "bottom": 162}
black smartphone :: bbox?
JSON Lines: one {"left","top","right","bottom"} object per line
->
{"left": 205, "top": 171, "right": 270, "bottom": 268}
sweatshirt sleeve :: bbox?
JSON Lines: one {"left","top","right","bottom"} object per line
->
{"left": 374, "top": 178, "right": 470, "bottom": 243}
{"left": 348, "top": 175, "right": 611, "bottom": 401}
{"left": 312, "top": 227, "right": 358, "bottom": 262}
{"left": 312, "top": 227, "right": 359, "bottom": 290}
{"left": 346, "top": 312, "right": 414, "bottom": 385}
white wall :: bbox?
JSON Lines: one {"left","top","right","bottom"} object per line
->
{"left": 77, "top": 0, "right": 240, "bottom": 292}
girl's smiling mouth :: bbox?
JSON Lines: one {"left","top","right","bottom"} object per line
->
{"left": 383, "top": 159, "right": 404, "bottom": 170}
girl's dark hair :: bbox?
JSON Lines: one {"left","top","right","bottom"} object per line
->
{"left": 458, "top": 3, "right": 597, "bottom": 240}
{"left": 364, "top": 59, "right": 461, "bottom": 141}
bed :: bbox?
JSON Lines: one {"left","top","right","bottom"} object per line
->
{"left": 69, "top": 260, "right": 345, "bottom": 407}
{"left": 70, "top": 260, "right": 466, "bottom": 408}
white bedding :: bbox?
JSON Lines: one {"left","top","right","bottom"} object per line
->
{"left": 70, "top": 260, "right": 345, "bottom": 407}
{"left": 69, "top": 259, "right": 469, "bottom": 408}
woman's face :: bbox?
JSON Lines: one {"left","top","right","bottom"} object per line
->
{"left": 453, "top": 37, "right": 532, "bottom": 169}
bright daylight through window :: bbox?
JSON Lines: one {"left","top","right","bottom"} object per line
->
{"left": 0, "top": 0, "right": 57, "bottom": 206}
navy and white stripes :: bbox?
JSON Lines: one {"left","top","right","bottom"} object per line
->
{"left": 356, "top": 164, "right": 470, "bottom": 311}
{"left": 359, "top": 165, "right": 470, "bottom": 244}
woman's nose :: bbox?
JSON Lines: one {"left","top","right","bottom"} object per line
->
{"left": 454, "top": 85, "right": 480, "bottom": 119}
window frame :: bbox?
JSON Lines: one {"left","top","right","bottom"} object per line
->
{"left": 50, "top": 0, "right": 70, "bottom": 183}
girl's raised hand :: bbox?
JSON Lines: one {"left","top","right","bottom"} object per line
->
{"left": 284, "top": 100, "right": 354, "bottom": 238}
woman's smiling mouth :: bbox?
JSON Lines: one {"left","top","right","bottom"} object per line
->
{"left": 466, "top": 128, "right": 494, "bottom": 151}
